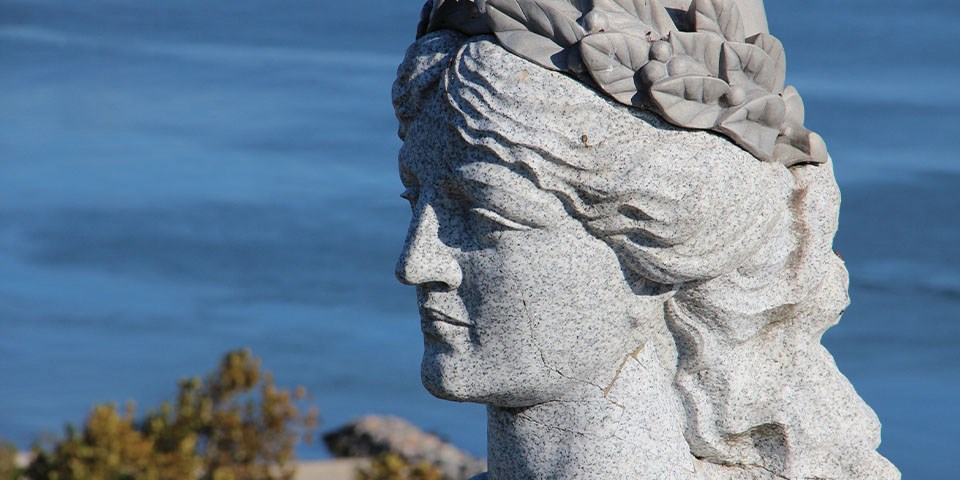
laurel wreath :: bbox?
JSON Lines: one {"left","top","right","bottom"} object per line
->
{"left": 416, "top": 0, "right": 828, "bottom": 167}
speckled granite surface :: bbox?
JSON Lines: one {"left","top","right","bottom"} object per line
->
{"left": 393, "top": 23, "right": 899, "bottom": 480}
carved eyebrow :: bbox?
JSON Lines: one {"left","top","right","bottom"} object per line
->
{"left": 451, "top": 163, "right": 567, "bottom": 228}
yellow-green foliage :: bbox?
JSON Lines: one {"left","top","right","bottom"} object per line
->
{"left": 355, "top": 453, "right": 443, "bottom": 480}
{"left": 0, "top": 439, "right": 21, "bottom": 480}
{"left": 24, "top": 349, "right": 319, "bottom": 480}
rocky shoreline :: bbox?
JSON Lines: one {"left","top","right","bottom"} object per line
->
{"left": 324, "top": 416, "right": 485, "bottom": 480}
{"left": 12, "top": 415, "right": 484, "bottom": 480}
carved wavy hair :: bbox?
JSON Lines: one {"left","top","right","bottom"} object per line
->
{"left": 394, "top": 31, "right": 897, "bottom": 479}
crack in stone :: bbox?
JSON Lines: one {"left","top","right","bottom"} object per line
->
{"left": 516, "top": 288, "right": 604, "bottom": 394}
{"left": 512, "top": 275, "right": 639, "bottom": 416}
{"left": 603, "top": 343, "right": 646, "bottom": 397}
{"left": 516, "top": 412, "right": 591, "bottom": 438}
{"left": 703, "top": 458, "right": 793, "bottom": 480}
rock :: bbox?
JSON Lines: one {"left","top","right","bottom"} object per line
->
{"left": 295, "top": 458, "right": 370, "bottom": 480}
{"left": 323, "top": 416, "right": 485, "bottom": 480}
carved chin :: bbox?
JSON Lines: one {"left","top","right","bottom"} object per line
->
{"left": 421, "top": 347, "right": 576, "bottom": 408}
{"left": 420, "top": 349, "right": 500, "bottom": 404}
{"left": 420, "top": 351, "right": 463, "bottom": 402}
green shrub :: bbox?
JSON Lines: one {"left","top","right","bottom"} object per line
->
{"left": 24, "top": 349, "right": 319, "bottom": 480}
{"left": 0, "top": 439, "right": 21, "bottom": 480}
{"left": 355, "top": 453, "right": 443, "bottom": 480}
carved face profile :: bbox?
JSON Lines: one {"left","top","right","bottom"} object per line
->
{"left": 395, "top": 91, "right": 668, "bottom": 407}
{"left": 392, "top": 31, "right": 779, "bottom": 411}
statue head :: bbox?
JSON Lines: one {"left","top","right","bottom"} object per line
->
{"left": 391, "top": 2, "right": 900, "bottom": 479}
{"left": 394, "top": 30, "right": 782, "bottom": 405}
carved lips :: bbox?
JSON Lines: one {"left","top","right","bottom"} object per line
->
{"left": 420, "top": 305, "right": 473, "bottom": 338}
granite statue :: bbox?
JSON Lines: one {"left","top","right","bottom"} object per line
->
{"left": 392, "top": 1, "right": 900, "bottom": 478}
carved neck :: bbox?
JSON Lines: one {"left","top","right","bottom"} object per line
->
{"left": 484, "top": 346, "right": 697, "bottom": 480}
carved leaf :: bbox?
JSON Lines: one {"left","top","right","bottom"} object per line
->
{"left": 417, "top": 0, "right": 433, "bottom": 38}
{"left": 562, "top": 0, "right": 589, "bottom": 9}
{"left": 427, "top": 0, "right": 493, "bottom": 36}
{"left": 780, "top": 85, "right": 804, "bottom": 127}
{"left": 610, "top": 18, "right": 660, "bottom": 42}
{"left": 590, "top": 0, "right": 677, "bottom": 36}
{"left": 720, "top": 42, "right": 779, "bottom": 93}
{"left": 485, "top": 0, "right": 584, "bottom": 45}
{"left": 772, "top": 142, "right": 809, "bottom": 167}
{"left": 645, "top": 0, "right": 678, "bottom": 35}
{"left": 583, "top": 8, "right": 659, "bottom": 41}
{"left": 667, "top": 54, "right": 712, "bottom": 77}
{"left": 687, "top": 0, "right": 745, "bottom": 43}
{"left": 773, "top": 123, "right": 828, "bottom": 167}
{"left": 717, "top": 93, "right": 786, "bottom": 161}
{"left": 650, "top": 76, "right": 729, "bottom": 129}
{"left": 668, "top": 31, "right": 724, "bottom": 77}
{"left": 581, "top": 32, "right": 651, "bottom": 106}
{"left": 484, "top": 0, "right": 586, "bottom": 70}
{"left": 747, "top": 33, "right": 786, "bottom": 93}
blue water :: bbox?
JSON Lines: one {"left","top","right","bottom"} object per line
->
{"left": 0, "top": 0, "right": 957, "bottom": 477}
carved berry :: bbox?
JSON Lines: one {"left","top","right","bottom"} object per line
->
{"left": 667, "top": 56, "right": 709, "bottom": 77}
{"left": 650, "top": 41, "right": 673, "bottom": 62}
{"left": 640, "top": 61, "right": 669, "bottom": 85}
{"left": 583, "top": 11, "right": 609, "bottom": 34}
{"left": 725, "top": 86, "right": 746, "bottom": 106}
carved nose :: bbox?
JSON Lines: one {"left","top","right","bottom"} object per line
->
{"left": 396, "top": 203, "right": 462, "bottom": 291}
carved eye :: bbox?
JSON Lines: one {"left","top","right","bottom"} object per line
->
{"left": 469, "top": 207, "right": 533, "bottom": 235}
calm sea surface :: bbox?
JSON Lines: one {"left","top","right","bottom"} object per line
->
{"left": 1, "top": 0, "right": 958, "bottom": 477}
